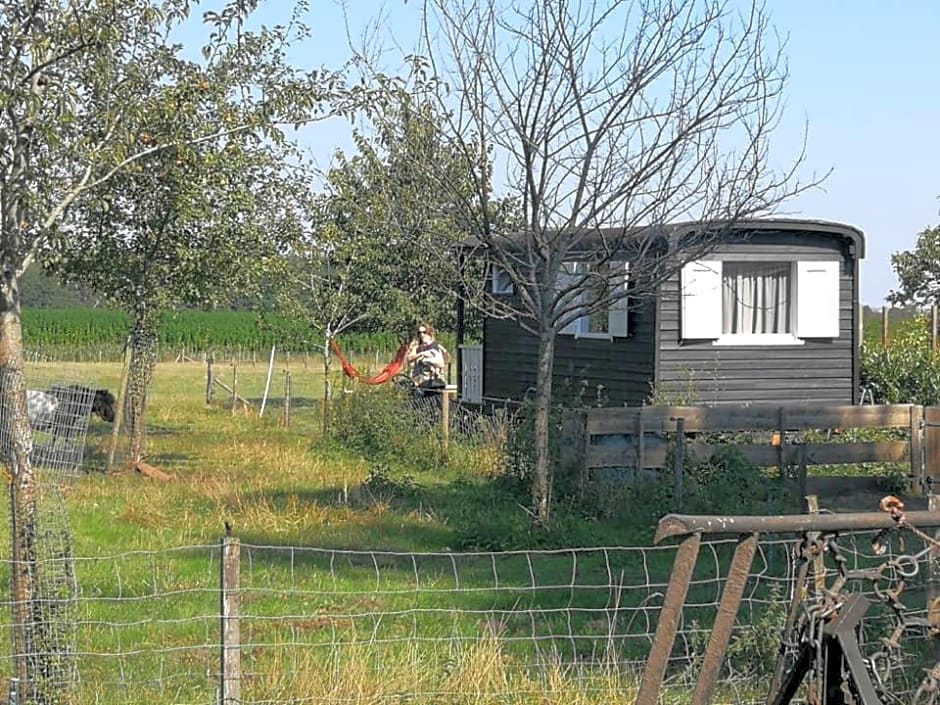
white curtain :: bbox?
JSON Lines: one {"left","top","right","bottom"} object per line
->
{"left": 723, "top": 263, "right": 791, "bottom": 334}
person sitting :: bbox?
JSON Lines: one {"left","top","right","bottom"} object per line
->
{"left": 406, "top": 324, "right": 447, "bottom": 396}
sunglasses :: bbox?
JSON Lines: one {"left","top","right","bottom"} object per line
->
{"left": 417, "top": 329, "right": 428, "bottom": 335}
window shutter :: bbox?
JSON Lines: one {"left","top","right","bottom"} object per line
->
{"left": 796, "top": 260, "right": 840, "bottom": 338}
{"left": 681, "top": 260, "right": 722, "bottom": 339}
{"left": 608, "top": 260, "right": 629, "bottom": 337}
{"left": 557, "top": 261, "right": 580, "bottom": 336}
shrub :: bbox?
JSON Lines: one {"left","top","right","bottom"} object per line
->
{"left": 861, "top": 315, "right": 940, "bottom": 405}
{"left": 327, "top": 384, "right": 442, "bottom": 467}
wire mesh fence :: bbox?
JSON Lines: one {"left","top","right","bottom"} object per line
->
{"left": 0, "top": 522, "right": 932, "bottom": 704}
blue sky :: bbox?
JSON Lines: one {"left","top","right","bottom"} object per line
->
{"left": 230, "top": 1, "right": 940, "bottom": 306}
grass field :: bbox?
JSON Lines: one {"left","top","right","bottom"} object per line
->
{"left": 0, "top": 359, "right": 702, "bottom": 704}
{"left": 0, "top": 359, "right": 928, "bottom": 704}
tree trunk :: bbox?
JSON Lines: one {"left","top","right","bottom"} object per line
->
{"left": 0, "top": 273, "right": 44, "bottom": 702}
{"left": 321, "top": 340, "right": 333, "bottom": 434}
{"left": 127, "top": 308, "right": 158, "bottom": 464}
{"left": 532, "top": 327, "right": 556, "bottom": 526}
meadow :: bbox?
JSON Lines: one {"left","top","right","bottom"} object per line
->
{"left": 0, "top": 356, "right": 929, "bottom": 704}
{"left": 2, "top": 358, "right": 695, "bottom": 704}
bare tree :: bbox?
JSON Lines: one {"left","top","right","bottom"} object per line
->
{"left": 415, "top": 0, "right": 823, "bottom": 525}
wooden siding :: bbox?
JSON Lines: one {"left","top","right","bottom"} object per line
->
{"left": 482, "top": 297, "right": 657, "bottom": 406}
{"left": 656, "top": 231, "right": 859, "bottom": 405}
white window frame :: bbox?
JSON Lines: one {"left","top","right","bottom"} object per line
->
{"left": 558, "top": 260, "right": 629, "bottom": 340}
{"left": 680, "top": 258, "right": 840, "bottom": 345}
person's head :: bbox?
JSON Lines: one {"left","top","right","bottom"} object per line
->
{"left": 415, "top": 323, "right": 435, "bottom": 341}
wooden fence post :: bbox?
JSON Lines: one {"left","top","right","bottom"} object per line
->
{"left": 912, "top": 405, "right": 924, "bottom": 496}
{"left": 882, "top": 306, "right": 890, "bottom": 347}
{"left": 220, "top": 534, "right": 241, "bottom": 705}
{"left": 441, "top": 386, "right": 453, "bottom": 451}
{"left": 805, "top": 495, "right": 826, "bottom": 595}
{"left": 561, "top": 409, "right": 588, "bottom": 495}
{"left": 231, "top": 365, "right": 238, "bottom": 415}
{"left": 930, "top": 494, "right": 940, "bottom": 661}
{"left": 673, "top": 417, "right": 685, "bottom": 513}
{"left": 206, "top": 357, "right": 215, "bottom": 407}
{"left": 282, "top": 371, "right": 292, "bottom": 428}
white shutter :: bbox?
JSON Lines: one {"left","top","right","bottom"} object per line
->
{"left": 681, "top": 260, "right": 722, "bottom": 339}
{"left": 557, "top": 261, "right": 580, "bottom": 336}
{"left": 796, "top": 260, "right": 840, "bottom": 338}
{"left": 608, "top": 260, "right": 629, "bottom": 337}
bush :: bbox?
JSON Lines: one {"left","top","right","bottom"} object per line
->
{"left": 327, "top": 384, "right": 443, "bottom": 467}
{"left": 861, "top": 315, "right": 940, "bottom": 405}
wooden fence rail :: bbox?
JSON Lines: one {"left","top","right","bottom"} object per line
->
{"left": 563, "top": 403, "right": 940, "bottom": 497}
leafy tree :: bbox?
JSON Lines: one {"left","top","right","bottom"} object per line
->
{"left": 274, "top": 92, "right": 480, "bottom": 411}
{"left": 888, "top": 224, "right": 940, "bottom": 307}
{"left": 413, "top": 0, "right": 822, "bottom": 525}
{"left": 0, "top": 1, "right": 333, "bottom": 697}
{"left": 44, "top": 4, "right": 348, "bottom": 464}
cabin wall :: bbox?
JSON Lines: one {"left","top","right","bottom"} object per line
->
{"left": 482, "top": 297, "right": 657, "bottom": 407}
{"left": 655, "top": 231, "right": 859, "bottom": 405}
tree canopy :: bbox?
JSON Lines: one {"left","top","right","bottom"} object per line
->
{"left": 889, "top": 224, "right": 940, "bottom": 307}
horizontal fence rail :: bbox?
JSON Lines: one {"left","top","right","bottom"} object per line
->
{"left": 563, "top": 403, "right": 940, "bottom": 496}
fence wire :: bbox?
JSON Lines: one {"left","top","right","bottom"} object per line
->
{"left": 0, "top": 526, "right": 930, "bottom": 704}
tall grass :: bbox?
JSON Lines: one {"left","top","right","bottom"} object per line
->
{"left": 0, "top": 359, "right": 788, "bottom": 704}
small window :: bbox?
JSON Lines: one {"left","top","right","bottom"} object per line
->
{"left": 490, "top": 265, "right": 514, "bottom": 294}
{"left": 680, "top": 259, "right": 840, "bottom": 343}
{"left": 558, "top": 260, "right": 629, "bottom": 338}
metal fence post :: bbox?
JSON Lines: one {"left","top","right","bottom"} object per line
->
{"left": 220, "top": 534, "right": 241, "bottom": 705}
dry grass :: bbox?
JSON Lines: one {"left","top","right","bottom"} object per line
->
{"left": 6, "top": 359, "right": 658, "bottom": 705}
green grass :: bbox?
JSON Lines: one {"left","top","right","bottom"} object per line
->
{"left": 0, "top": 360, "right": 713, "bottom": 704}
{"left": 6, "top": 359, "right": 920, "bottom": 704}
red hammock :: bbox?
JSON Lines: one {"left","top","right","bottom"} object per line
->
{"left": 330, "top": 339, "right": 409, "bottom": 385}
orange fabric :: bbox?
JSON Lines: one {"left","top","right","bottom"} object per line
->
{"left": 330, "top": 339, "right": 409, "bottom": 385}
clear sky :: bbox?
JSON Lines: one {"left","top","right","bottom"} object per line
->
{"left": 243, "top": 1, "right": 940, "bottom": 307}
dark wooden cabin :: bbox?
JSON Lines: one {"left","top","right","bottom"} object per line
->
{"left": 458, "top": 219, "right": 865, "bottom": 407}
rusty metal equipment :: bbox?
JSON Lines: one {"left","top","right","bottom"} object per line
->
{"left": 636, "top": 498, "right": 940, "bottom": 705}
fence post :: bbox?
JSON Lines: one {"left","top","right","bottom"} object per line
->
{"left": 882, "top": 306, "right": 890, "bottom": 347}
{"left": 560, "top": 409, "right": 588, "bottom": 495}
{"left": 231, "top": 365, "right": 238, "bottom": 415}
{"left": 441, "top": 386, "right": 457, "bottom": 451}
{"left": 930, "top": 494, "right": 940, "bottom": 661}
{"left": 220, "top": 534, "right": 241, "bottom": 705}
{"left": 673, "top": 417, "right": 685, "bottom": 513}
{"left": 282, "top": 371, "right": 292, "bottom": 427}
{"left": 206, "top": 357, "right": 215, "bottom": 407}
{"left": 912, "top": 405, "right": 925, "bottom": 496}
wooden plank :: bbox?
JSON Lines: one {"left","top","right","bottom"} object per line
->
{"left": 586, "top": 404, "right": 915, "bottom": 435}
{"left": 912, "top": 405, "right": 924, "bottom": 496}
{"left": 925, "top": 407, "right": 940, "bottom": 491}
{"left": 586, "top": 440, "right": 909, "bottom": 470}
